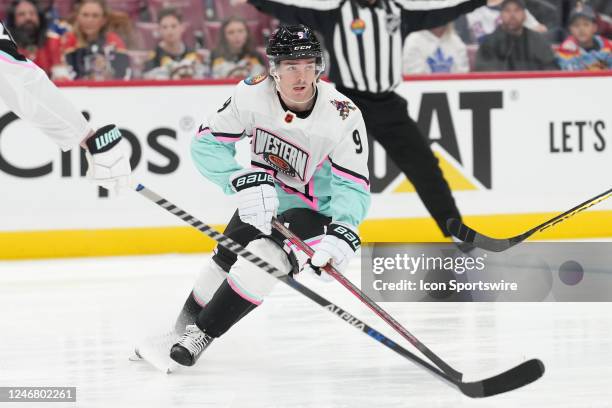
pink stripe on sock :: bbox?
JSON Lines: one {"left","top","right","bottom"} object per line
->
{"left": 192, "top": 291, "right": 207, "bottom": 307}
{"left": 227, "top": 276, "right": 263, "bottom": 306}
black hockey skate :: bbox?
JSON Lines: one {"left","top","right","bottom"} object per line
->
{"left": 170, "top": 324, "right": 214, "bottom": 366}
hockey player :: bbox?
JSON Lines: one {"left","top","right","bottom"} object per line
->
{"left": 166, "top": 24, "right": 371, "bottom": 366}
{"left": 240, "top": 0, "right": 495, "bottom": 238}
{"left": 0, "top": 22, "right": 130, "bottom": 192}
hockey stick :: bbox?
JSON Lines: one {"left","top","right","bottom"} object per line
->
{"left": 447, "top": 187, "right": 612, "bottom": 252}
{"left": 271, "top": 219, "right": 544, "bottom": 397}
{"left": 135, "top": 184, "right": 543, "bottom": 397}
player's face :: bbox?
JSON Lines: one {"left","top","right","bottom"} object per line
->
{"left": 224, "top": 21, "right": 248, "bottom": 53}
{"left": 277, "top": 58, "right": 317, "bottom": 101}
{"left": 77, "top": 2, "right": 107, "bottom": 40}
{"left": 570, "top": 17, "right": 597, "bottom": 46}
{"left": 500, "top": 3, "right": 526, "bottom": 34}
{"left": 159, "top": 15, "right": 184, "bottom": 45}
{"left": 14, "top": 1, "right": 39, "bottom": 29}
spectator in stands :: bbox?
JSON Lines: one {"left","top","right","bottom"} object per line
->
{"left": 557, "top": 4, "right": 612, "bottom": 70}
{"left": 474, "top": 0, "right": 558, "bottom": 71}
{"left": 5, "top": 0, "right": 62, "bottom": 76}
{"left": 36, "top": 0, "right": 71, "bottom": 36}
{"left": 61, "top": 0, "right": 130, "bottom": 80}
{"left": 210, "top": 16, "right": 266, "bottom": 79}
{"left": 143, "top": 7, "right": 208, "bottom": 79}
{"left": 457, "top": 0, "right": 547, "bottom": 44}
{"left": 403, "top": 23, "right": 470, "bottom": 74}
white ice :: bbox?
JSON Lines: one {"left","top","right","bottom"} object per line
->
{"left": 0, "top": 254, "right": 610, "bottom": 408}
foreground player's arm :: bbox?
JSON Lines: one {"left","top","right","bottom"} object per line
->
{"left": 0, "top": 22, "right": 90, "bottom": 150}
{"left": 0, "top": 23, "right": 130, "bottom": 192}
{"left": 399, "top": 0, "right": 486, "bottom": 35}
{"left": 329, "top": 114, "right": 371, "bottom": 228}
{"left": 190, "top": 84, "right": 248, "bottom": 195}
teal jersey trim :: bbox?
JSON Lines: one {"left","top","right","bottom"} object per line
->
{"left": 191, "top": 133, "right": 243, "bottom": 195}
{"left": 276, "top": 161, "right": 370, "bottom": 227}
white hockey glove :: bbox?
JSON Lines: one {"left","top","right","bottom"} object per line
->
{"left": 302, "top": 222, "right": 361, "bottom": 281}
{"left": 230, "top": 169, "right": 279, "bottom": 235}
{"left": 83, "top": 124, "right": 131, "bottom": 194}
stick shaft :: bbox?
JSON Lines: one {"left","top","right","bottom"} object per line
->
{"left": 135, "top": 184, "right": 458, "bottom": 388}
{"left": 530, "top": 187, "right": 612, "bottom": 236}
{"left": 272, "top": 219, "right": 463, "bottom": 380}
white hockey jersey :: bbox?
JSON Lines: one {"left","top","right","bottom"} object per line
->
{"left": 192, "top": 75, "right": 371, "bottom": 227}
{"left": 0, "top": 22, "right": 90, "bottom": 150}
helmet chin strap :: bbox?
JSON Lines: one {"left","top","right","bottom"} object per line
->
{"left": 272, "top": 73, "right": 317, "bottom": 106}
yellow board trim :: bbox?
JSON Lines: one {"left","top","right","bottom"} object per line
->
{"left": 1, "top": 210, "right": 611, "bottom": 260}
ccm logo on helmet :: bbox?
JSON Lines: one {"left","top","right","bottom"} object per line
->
{"left": 293, "top": 45, "right": 312, "bottom": 50}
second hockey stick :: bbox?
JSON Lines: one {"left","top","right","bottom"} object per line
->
{"left": 447, "top": 187, "right": 612, "bottom": 252}
{"left": 135, "top": 184, "right": 543, "bottom": 397}
{"left": 272, "top": 219, "right": 544, "bottom": 398}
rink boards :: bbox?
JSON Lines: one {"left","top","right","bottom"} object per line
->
{"left": 0, "top": 72, "right": 610, "bottom": 258}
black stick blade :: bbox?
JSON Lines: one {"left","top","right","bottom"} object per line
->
{"left": 447, "top": 218, "right": 513, "bottom": 252}
{"left": 458, "top": 359, "right": 545, "bottom": 398}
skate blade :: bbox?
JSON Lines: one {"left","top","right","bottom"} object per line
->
{"left": 130, "top": 346, "right": 178, "bottom": 374}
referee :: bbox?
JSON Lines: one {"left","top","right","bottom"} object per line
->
{"left": 245, "top": 0, "right": 487, "bottom": 236}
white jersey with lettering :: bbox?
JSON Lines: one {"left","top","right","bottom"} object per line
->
{"left": 0, "top": 22, "right": 90, "bottom": 150}
{"left": 191, "top": 75, "right": 370, "bottom": 228}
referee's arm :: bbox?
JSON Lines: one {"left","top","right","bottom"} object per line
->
{"left": 248, "top": 0, "right": 340, "bottom": 27}
{"left": 400, "top": 0, "right": 486, "bottom": 34}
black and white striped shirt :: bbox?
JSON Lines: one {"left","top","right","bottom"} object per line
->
{"left": 250, "top": 0, "right": 485, "bottom": 94}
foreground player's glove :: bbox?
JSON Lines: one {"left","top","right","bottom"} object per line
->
{"left": 302, "top": 222, "right": 361, "bottom": 280}
{"left": 83, "top": 124, "right": 131, "bottom": 194}
{"left": 230, "top": 169, "right": 279, "bottom": 235}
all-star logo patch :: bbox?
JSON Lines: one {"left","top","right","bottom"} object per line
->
{"left": 253, "top": 128, "right": 309, "bottom": 181}
{"left": 330, "top": 99, "right": 356, "bottom": 120}
{"left": 244, "top": 73, "right": 267, "bottom": 85}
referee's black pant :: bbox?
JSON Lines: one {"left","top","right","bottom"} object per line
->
{"left": 338, "top": 87, "right": 461, "bottom": 236}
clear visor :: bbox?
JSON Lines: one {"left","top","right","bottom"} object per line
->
{"left": 269, "top": 58, "right": 325, "bottom": 78}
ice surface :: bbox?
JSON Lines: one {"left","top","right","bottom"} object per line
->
{"left": 0, "top": 254, "right": 610, "bottom": 408}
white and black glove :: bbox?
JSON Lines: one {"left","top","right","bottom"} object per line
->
{"left": 83, "top": 124, "right": 131, "bottom": 194}
{"left": 230, "top": 169, "right": 279, "bottom": 235}
{"left": 302, "top": 222, "right": 361, "bottom": 281}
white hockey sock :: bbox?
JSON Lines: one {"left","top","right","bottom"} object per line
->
{"left": 227, "top": 238, "right": 292, "bottom": 304}
{"left": 192, "top": 260, "right": 229, "bottom": 306}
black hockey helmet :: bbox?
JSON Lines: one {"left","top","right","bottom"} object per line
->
{"left": 266, "top": 24, "right": 325, "bottom": 76}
